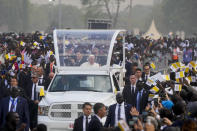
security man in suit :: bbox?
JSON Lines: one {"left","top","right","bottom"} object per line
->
{"left": 25, "top": 73, "right": 40, "bottom": 130}
{"left": 0, "top": 86, "right": 30, "bottom": 131}
{"left": 123, "top": 73, "right": 140, "bottom": 107}
{"left": 88, "top": 103, "right": 106, "bottom": 131}
{"left": 73, "top": 102, "right": 93, "bottom": 131}
{"left": 141, "top": 63, "right": 155, "bottom": 82}
{"left": 136, "top": 84, "right": 149, "bottom": 114}
{"left": 104, "top": 93, "right": 132, "bottom": 127}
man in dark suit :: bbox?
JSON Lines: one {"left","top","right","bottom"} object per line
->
{"left": 45, "top": 55, "right": 55, "bottom": 78}
{"left": 25, "top": 73, "right": 40, "bottom": 130}
{"left": 125, "top": 62, "right": 138, "bottom": 86}
{"left": 9, "top": 76, "right": 27, "bottom": 99}
{"left": 104, "top": 93, "right": 132, "bottom": 127}
{"left": 89, "top": 103, "right": 106, "bottom": 131}
{"left": 135, "top": 68, "right": 143, "bottom": 83}
{"left": 44, "top": 72, "right": 54, "bottom": 90}
{"left": 36, "top": 67, "right": 45, "bottom": 86}
{"left": 18, "top": 68, "right": 29, "bottom": 91}
{"left": 136, "top": 84, "right": 149, "bottom": 114}
{"left": 73, "top": 102, "right": 93, "bottom": 131}
{"left": 141, "top": 63, "right": 155, "bottom": 82}
{"left": 74, "top": 51, "right": 85, "bottom": 66}
{"left": 0, "top": 112, "right": 20, "bottom": 131}
{"left": 0, "top": 74, "right": 11, "bottom": 100}
{"left": 123, "top": 74, "right": 139, "bottom": 107}
{"left": 0, "top": 86, "right": 30, "bottom": 131}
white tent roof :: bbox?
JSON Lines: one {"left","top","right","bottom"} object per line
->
{"left": 143, "top": 20, "right": 162, "bottom": 40}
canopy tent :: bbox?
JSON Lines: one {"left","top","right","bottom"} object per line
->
{"left": 143, "top": 20, "right": 162, "bottom": 40}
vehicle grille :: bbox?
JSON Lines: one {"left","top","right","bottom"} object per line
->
{"left": 51, "top": 112, "right": 71, "bottom": 118}
{"left": 49, "top": 103, "right": 84, "bottom": 120}
{"left": 52, "top": 104, "right": 71, "bottom": 109}
{"left": 77, "top": 104, "right": 83, "bottom": 109}
{"left": 77, "top": 112, "right": 83, "bottom": 117}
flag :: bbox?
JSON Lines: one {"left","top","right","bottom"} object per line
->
{"left": 10, "top": 52, "right": 16, "bottom": 60}
{"left": 191, "top": 76, "right": 196, "bottom": 82}
{"left": 150, "top": 62, "right": 156, "bottom": 70}
{"left": 170, "top": 63, "right": 178, "bottom": 72}
{"left": 20, "top": 41, "right": 26, "bottom": 46}
{"left": 176, "top": 71, "right": 185, "bottom": 79}
{"left": 190, "top": 61, "right": 196, "bottom": 68}
{"left": 40, "top": 87, "right": 45, "bottom": 97}
{"left": 118, "top": 120, "right": 130, "bottom": 131}
{"left": 49, "top": 51, "right": 53, "bottom": 56}
{"left": 19, "top": 64, "right": 25, "bottom": 69}
{"left": 185, "top": 67, "right": 189, "bottom": 73}
{"left": 176, "top": 62, "right": 181, "bottom": 68}
{"left": 164, "top": 75, "right": 170, "bottom": 81}
{"left": 146, "top": 78, "right": 155, "bottom": 86}
{"left": 33, "top": 41, "right": 39, "bottom": 46}
{"left": 150, "top": 86, "right": 159, "bottom": 93}
{"left": 174, "top": 84, "right": 182, "bottom": 91}
{"left": 10, "top": 55, "right": 17, "bottom": 61}
{"left": 5, "top": 53, "right": 10, "bottom": 60}
{"left": 148, "top": 94, "right": 158, "bottom": 101}
{"left": 114, "top": 88, "right": 118, "bottom": 94}
{"left": 39, "top": 35, "right": 44, "bottom": 40}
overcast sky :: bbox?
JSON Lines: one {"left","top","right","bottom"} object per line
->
{"left": 31, "top": 0, "right": 154, "bottom": 7}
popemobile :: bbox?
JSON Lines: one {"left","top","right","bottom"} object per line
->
{"left": 38, "top": 29, "right": 126, "bottom": 131}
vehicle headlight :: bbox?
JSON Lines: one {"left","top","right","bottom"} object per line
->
{"left": 38, "top": 106, "right": 49, "bottom": 116}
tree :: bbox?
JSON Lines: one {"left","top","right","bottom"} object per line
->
{"left": 153, "top": 0, "right": 197, "bottom": 35}
{"left": 0, "top": 0, "right": 31, "bottom": 32}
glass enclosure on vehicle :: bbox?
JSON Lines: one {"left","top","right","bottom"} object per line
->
{"left": 49, "top": 75, "right": 112, "bottom": 92}
{"left": 53, "top": 30, "right": 125, "bottom": 68}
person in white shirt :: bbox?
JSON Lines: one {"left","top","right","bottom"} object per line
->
{"left": 81, "top": 55, "right": 99, "bottom": 67}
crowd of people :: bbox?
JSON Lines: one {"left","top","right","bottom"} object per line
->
{"left": 0, "top": 31, "right": 196, "bottom": 131}
{"left": 124, "top": 34, "right": 197, "bottom": 71}
{"left": 74, "top": 60, "right": 197, "bottom": 131}
{"left": 0, "top": 32, "right": 55, "bottom": 131}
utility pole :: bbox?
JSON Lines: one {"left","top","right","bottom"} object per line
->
{"left": 58, "top": 0, "right": 62, "bottom": 29}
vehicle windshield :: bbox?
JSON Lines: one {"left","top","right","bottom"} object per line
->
{"left": 54, "top": 30, "right": 116, "bottom": 67}
{"left": 49, "top": 75, "right": 112, "bottom": 92}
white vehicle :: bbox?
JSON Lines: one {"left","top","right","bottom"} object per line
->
{"left": 38, "top": 30, "right": 126, "bottom": 131}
